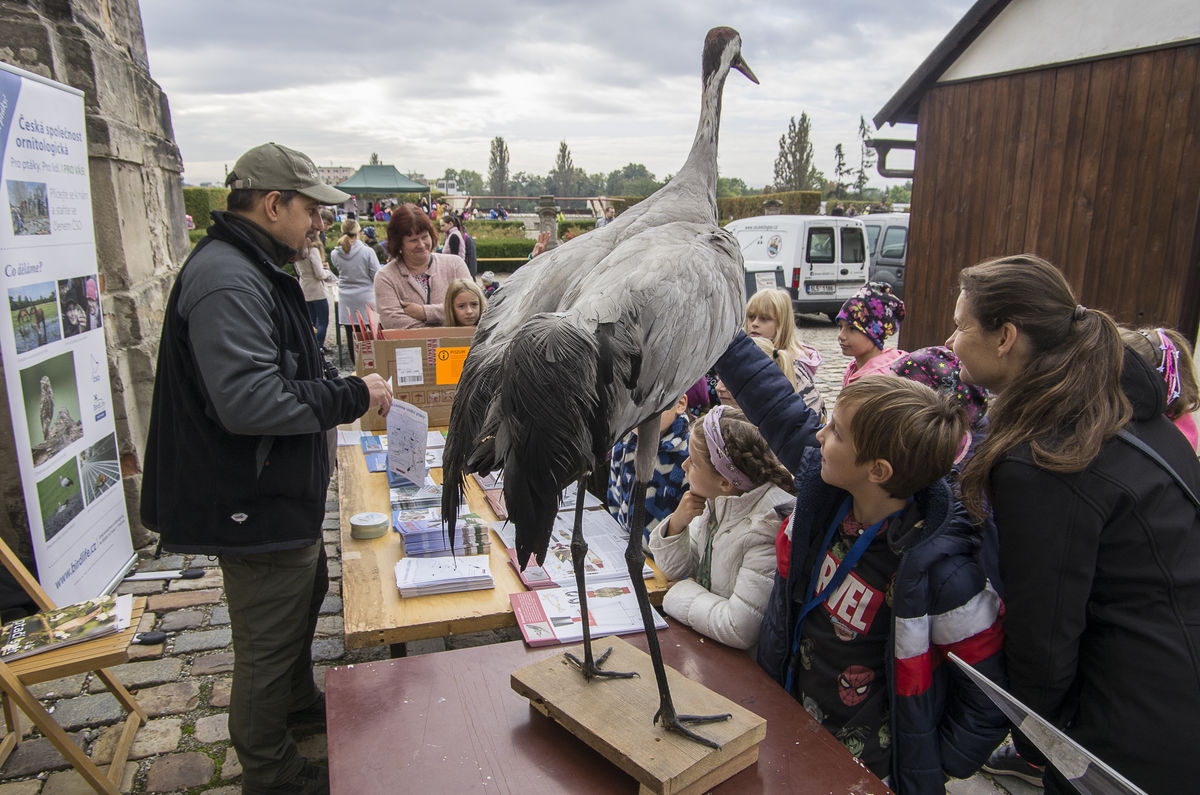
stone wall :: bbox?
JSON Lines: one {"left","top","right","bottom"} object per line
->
{"left": 0, "top": 0, "right": 185, "bottom": 556}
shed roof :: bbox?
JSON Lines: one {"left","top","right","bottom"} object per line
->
{"left": 874, "top": 0, "right": 1011, "bottom": 128}
{"left": 875, "top": 0, "right": 1200, "bottom": 128}
{"left": 336, "top": 165, "right": 430, "bottom": 194}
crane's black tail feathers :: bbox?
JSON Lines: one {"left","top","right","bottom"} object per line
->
{"left": 501, "top": 314, "right": 602, "bottom": 568}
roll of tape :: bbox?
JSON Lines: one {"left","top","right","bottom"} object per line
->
{"left": 350, "top": 511, "right": 389, "bottom": 540}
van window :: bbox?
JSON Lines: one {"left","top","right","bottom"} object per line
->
{"left": 807, "top": 228, "right": 834, "bottom": 263}
{"left": 841, "top": 227, "right": 866, "bottom": 263}
{"left": 881, "top": 226, "right": 908, "bottom": 259}
{"left": 864, "top": 224, "right": 881, "bottom": 254}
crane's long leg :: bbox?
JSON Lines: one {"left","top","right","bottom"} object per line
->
{"left": 626, "top": 416, "right": 731, "bottom": 748}
{"left": 564, "top": 474, "right": 636, "bottom": 680}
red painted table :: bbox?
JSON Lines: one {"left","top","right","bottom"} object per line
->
{"left": 326, "top": 621, "right": 890, "bottom": 793}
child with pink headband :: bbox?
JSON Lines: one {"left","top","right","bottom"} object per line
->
{"left": 1121, "top": 326, "right": 1200, "bottom": 451}
{"left": 647, "top": 405, "right": 794, "bottom": 649}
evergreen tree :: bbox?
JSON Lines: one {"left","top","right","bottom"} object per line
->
{"left": 772, "top": 113, "right": 821, "bottom": 191}
{"left": 854, "top": 116, "right": 876, "bottom": 195}
{"left": 549, "top": 140, "right": 575, "bottom": 196}
{"left": 488, "top": 136, "right": 510, "bottom": 196}
{"left": 369, "top": 152, "right": 381, "bottom": 165}
{"left": 833, "top": 144, "right": 850, "bottom": 198}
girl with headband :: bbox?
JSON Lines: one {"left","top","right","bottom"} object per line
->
{"left": 647, "top": 405, "right": 794, "bottom": 650}
{"left": 1120, "top": 326, "right": 1200, "bottom": 451}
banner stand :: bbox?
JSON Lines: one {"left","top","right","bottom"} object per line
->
{"left": 0, "top": 61, "right": 135, "bottom": 604}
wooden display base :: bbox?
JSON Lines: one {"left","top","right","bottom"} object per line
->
{"left": 511, "top": 637, "right": 767, "bottom": 795}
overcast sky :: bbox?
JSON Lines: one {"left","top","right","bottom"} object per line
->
{"left": 138, "top": 0, "right": 976, "bottom": 190}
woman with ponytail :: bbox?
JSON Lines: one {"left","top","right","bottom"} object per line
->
{"left": 947, "top": 255, "right": 1200, "bottom": 793}
{"left": 332, "top": 218, "right": 380, "bottom": 363}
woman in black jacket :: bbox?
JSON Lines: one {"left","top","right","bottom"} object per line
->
{"left": 946, "top": 254, "right": 1200, "bottom": 794}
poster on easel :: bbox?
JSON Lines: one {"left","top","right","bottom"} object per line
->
{"left": 0, "top": 61, "right": 135, "bottom": 605}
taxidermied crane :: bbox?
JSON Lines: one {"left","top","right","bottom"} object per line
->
{"left": 442, "top": 27, "right": 755, "bottom": 748}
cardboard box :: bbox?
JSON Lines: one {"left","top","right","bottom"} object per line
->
{"left": 356, "top": 327, "right": 474, "bottom": 430}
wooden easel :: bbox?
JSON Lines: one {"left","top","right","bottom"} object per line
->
{"left": 0, "top": 538, "right": 146, "bottom": 793}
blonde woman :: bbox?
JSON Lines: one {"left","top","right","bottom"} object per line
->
{"left": 332, "top": 218, "right": 380, "bottom": 363}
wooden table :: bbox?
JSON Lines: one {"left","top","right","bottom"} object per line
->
{"left": 325, "top": 620, "right": 891, "bottom": 794}
{"left": 337, "top": 437, "right": 670, "bottom": 650}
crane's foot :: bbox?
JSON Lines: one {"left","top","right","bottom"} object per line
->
{"left": 564, "top": 646, "right": 638, "bottom": 680}
{"left": 654, "top": 706, "right": 733, "bottom": 749}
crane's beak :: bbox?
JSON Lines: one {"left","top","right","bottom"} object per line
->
{"left": 733, "top": 55, "right": 759, "bottom": 85}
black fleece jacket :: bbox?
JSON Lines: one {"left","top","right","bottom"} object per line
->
{"left": 994, "top": 348, "right": 1200, "bottom": 793}
{"left": 141, "top": 212, "right": 369, "bottom": 554}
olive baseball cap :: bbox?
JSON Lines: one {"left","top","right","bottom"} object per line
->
{"left": 226, "top": 143, "right": 350, "bottom": 205}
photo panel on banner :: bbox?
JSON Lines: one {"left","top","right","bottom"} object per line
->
{"left": 0, "top": 61, "right": 135, "bottom": 604}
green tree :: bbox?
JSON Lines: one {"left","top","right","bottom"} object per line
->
{"left": 717, "top": 176, "right": 748, "bottom": 198}
{"left": 456, "top": 169, "right": 484, "bottom": 194}
{"left": 854, "top": 116, "right": 876, "bottom": 195}
{"left": 508, "top": 171, "right": 546, "bottom": 196}
{"left": 488, "top": 136, "right": 510, "bottom": 196}
{"left": 369, "top": 152, "right": 381, "bottom": 165}
{"left": 605, "top": 163, "right": 661, "bottom": 196}
{"left": 548, "top": 140, "right": 576, "bottom": 196}
{"left": 833, "top": 144, "right": 850, "bottom": 198}
{"left": 773, "top": 113, "right": 821, "bottom": 191}
{"left": 885, "top": 181, "right": 912, "bottom": 204}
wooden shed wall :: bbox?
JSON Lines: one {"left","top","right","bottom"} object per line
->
{"left": 901, "top": 43, "right": 1200, "bottom": 349}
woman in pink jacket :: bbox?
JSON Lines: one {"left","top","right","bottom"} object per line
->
{"left": 374, "top": 203, "right": 470, "bottom": 329}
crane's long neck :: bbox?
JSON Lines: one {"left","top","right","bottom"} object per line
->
{"left": 677, "top": 66, "right": 729, "bottom": 219}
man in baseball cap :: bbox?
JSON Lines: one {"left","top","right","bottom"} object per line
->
{"left": 226, "top": 142, "right": 349, "bottom": 206}
{"left": 143, "top": 143, "right": 391, "bottom": 795}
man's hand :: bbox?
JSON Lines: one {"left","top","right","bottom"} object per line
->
{"left": 666, "top": 490, "right": 705, "bottom": 536}
{"left": 530, "top": 231, "right": 551, "bottom": 258}
{"left": 362, "top": 373, "right": 393, "bottom": 416}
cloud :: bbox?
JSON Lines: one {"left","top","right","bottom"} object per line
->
{"left": 140, "top": 0, "right": 973, "bottom": 187}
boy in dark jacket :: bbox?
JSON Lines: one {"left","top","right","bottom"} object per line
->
{"left": 716, "top": 332, "right": 1007, "bottom": 793}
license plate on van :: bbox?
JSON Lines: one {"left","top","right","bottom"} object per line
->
{"left": 754, "top": 272, "right": 778, "bottom": 293}
{"left": 806, "top": 284, "right": 835, "bottom": 295}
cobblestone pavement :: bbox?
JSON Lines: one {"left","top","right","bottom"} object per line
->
{"left": 0, "top": 316, "right": 1036, "bottom": 794}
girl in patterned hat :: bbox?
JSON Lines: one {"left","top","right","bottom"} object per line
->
{"left": 836, "top": 281, "right": 907, "bottom": 386}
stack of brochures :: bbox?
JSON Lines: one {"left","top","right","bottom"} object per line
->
{"left": 510, "top": 578, "right": 666, "bottom": 647}
{"left": 389, "top": 476, "right": 443, "bottom": 510}
{"left": 0, "top": 593, "right": 133, "bottom": 661}
{"left": 493, "top": 508, "right": 653, "bottom": 589}
{"left": 394, "top": 554, "right": 493, "bottom": 597}
{"left": 393, "top": 510, "right": 491, "bottom": 557}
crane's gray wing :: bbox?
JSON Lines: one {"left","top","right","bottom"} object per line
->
{"left": 565, "top": 221, "right": 746, "bottom": 439}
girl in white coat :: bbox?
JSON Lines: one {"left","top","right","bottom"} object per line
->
{"left": 648, "top": 405, "right": 794, "bottom": 649}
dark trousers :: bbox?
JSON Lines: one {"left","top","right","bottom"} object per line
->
{"left": 341, "top": 325, "right": 355, "bottom": 365}
{"left": 307, "top": 299, "right": 329, "bottom": 348}
{"left": 221, "top": 542, "right": 327, "bottom": 789}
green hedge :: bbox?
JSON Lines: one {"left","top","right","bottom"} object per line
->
{"left": 559, "top": 220, "right": 597, "bottom": 239}
{"left": 718, "top": 190, "right": 821, "bottom": 221}
{"left": 182, "top": 187, "right": 229, "bottom": 229}
{"left": 476, "top": 237, "right": 535, "bottom": 259}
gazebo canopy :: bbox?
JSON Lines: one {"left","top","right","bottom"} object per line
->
{"left": 336, "top": 165, "right": 430, "bottom": 194}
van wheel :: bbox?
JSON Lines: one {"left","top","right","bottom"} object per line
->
{"left": 826, "top": 312, "right": 838, "bottom": 324}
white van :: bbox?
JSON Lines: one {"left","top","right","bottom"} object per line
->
{"left": 727, "top": 215, "right": 870, "bottom": 320}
